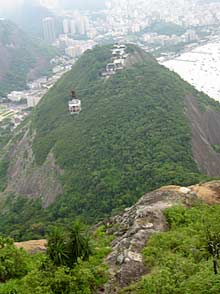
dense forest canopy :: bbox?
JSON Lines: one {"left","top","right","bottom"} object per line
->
{"left": 1, "top": 44, "right": 220, "bottom": 240}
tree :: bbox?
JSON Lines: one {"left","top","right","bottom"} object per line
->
{"left": 205, "top": 229, "right": 220, "bottom": 275}
{"left": 46, "top": 227, "right": 68, "bottom": 266}
{"left": 46, "top": 222, "right": 92, "bottom": 268}
{"left": 0, "top": 236, "right": 29, "bottom": 282}
{"left": 66, "top": 221, "right": 92, "bottom": 266}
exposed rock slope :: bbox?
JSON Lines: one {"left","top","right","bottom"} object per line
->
{"left": 6, "top": 128, "right": 63, "bottom": 207}
{"left": 185, "top": 94, "right": 220, "bottom": 176}
{"left": 102, "top": 181, "right": 220, "bottom": 293}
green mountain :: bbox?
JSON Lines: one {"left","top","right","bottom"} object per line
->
{"left": 1, "top": 44, "right": 220, "bottom": 239}
{"left": 0, "top": 19, "right": 56, "bottom": 96}
{"left": 143, "top": 21, "right": 186, "bottom": 36}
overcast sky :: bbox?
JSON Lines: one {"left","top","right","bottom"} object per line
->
{"left": 0, "top": 0, "right": 105, "bottom": 12}
{"left": 0, "top": 0, "right": 23, "bottom": 15}
{"left": 0, "top": 0, "right": 23, "bottom": 8}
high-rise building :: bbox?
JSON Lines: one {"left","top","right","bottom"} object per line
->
{"left": 63, "top": 19, "right": 69, "bottom": 34}
{"left": 75, "top": 16, "right": 90, "bottom": 35}
{"left": 42, "top": 17, "right": 56, "bottom": 43}
{"left": 75, "top": 17, "right": 85, "bottom": 35}
{"left": 70, "top": 20, "right": 76, "bottom": 35}
{"left": 84, "top": 16, "right": 90, "bottom": 32}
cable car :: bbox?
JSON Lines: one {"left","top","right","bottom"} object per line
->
{"left": 68, "top": 91, "right": 81, "bottom": 114}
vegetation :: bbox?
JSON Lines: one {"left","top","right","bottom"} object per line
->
{"left": 0, "top": 122, "right": 12, "bottom": 149}
{"left": 0, "top": 224, "right": 112, "bottom": 294}
{"left": 212, "top": 144, "right": 220, "bottom": 153}
{"left": 143, "top": 21, "right": 186, "bottom": 36}
{"left": 0, "top": 195, "right": 49, "bottom": 240}
{"left": 30, "top": 44, "right": 207, "bottom": 225}
{"left": 0, "top": 20, "right": 57, "bottom": 96}
{"left": 0, "top": 44, "right": 219, "bottom": 239}
{"left": 47, "top": 221, "right": 92, "bottom": 267}
{"left": 0, "top": 236, "right": 30, "bottom": 282}
{"left": 122, "top": 204, "right": 220, "bottom": 294}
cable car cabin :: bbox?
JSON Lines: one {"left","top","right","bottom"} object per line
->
{"left": 69, "top": 99, "right": 81, "bottom": 114}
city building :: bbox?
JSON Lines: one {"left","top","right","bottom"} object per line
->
{"left": 75, "top": 17, "right": 86, "bottom": 35}
{"left": 27, "top": 96, "right": 41, "bottom": 108}
{"left": 42, "top": 17, "right": 56, "bottom": 43}
{"left": 70, "top": 20, "right": 76, "bottom": 35}
{"left": 63, "top": 19, "right": 69, "bottom": 34}
{"left": 7, "top": 91, "right": 25, "bottom": 102}
{"left": 65, "top": 46, "right": 81, "bottom": 57}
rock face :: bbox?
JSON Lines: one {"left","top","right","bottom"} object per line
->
{"left": 191, "top": 181, "right": 220, "bottom": 204}
{"left": 102, "top": 182, "right": 220, "bottom": 293}
{"left": 6, "top": 127, "right": 63, "bottom": 207}
{"left": 185, "top": 95, "right": 220, "bottom": 176}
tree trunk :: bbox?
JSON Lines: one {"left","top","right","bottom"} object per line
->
{"left": 213, "top": 259, "right": 218, "bottom": 275}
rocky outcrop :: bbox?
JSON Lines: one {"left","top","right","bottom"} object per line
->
{"left": 185, "top": 94, "right": 220, "bottom": 176}
{"left": 102, "top": 181, "right": 220, "bottom": 293}
{"left": 6, "top": 128, "right": 63, "bottom": 207}
{"left": 191, "top": 181, "right": 220, "bottom": 204}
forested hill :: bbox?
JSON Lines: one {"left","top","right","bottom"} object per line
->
{"left": 2, "top": 44, "right": 220, "bottom": 239}
{"left": 0, "top": 19, "right": 56, "bottom": 96}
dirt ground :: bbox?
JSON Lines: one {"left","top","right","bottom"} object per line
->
{"left": 15, "top": 239, "right": 47, "bottom": 254}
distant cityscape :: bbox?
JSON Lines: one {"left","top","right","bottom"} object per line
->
{"left": 0, "top": 56, "right": 74, "bottom": 130}
{"left": 41, "top": 0, "right": 220, "bottom": 58}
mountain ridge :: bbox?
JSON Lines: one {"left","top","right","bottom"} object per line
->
{"left": 1, "top": 44, "right": 220, "bottom": 239}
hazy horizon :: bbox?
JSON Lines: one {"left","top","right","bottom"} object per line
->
{"left": 0, "top": 0, "right": 105, "bottom": 15}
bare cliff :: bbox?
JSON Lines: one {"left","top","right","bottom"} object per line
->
{"left": 185, "top": 94, "right": 220, "bottom": 176}
{"left": 5, "top": 127, "right": 63, "bottom": 208}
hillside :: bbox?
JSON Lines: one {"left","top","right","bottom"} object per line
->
{"left": 0, "top": 19, "right": 56, "bottom": 96}
{"left": 1, "top": 44, "right": 220, "bottom": 239}
{"left": 3, "top": 180, "right": 220, "bottom": 294}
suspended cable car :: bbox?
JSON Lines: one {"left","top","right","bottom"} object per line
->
{"left": 68, "top": 90, "right": 81, "bottom": 114}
